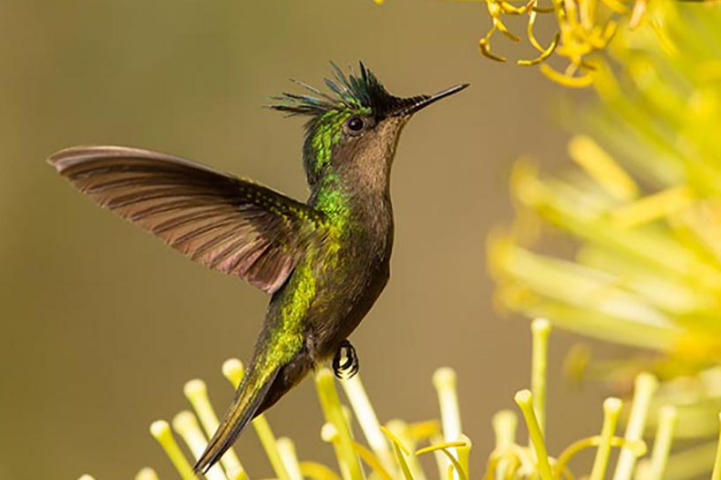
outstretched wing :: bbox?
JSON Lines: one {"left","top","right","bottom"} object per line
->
{"left": 49, "top": 146, "right": 324, "bottom": 294}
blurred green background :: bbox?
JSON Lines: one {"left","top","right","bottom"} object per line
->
{"left": 0, "top": 1, "right": 611, "bottom": 478}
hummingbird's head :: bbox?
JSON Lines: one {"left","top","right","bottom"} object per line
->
{"left": 270, "top": 63, "right": 468, "bottom": 189}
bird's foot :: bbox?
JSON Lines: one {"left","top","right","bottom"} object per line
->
{"left": 333, "top": 340, "right": 359, "bottom": 379}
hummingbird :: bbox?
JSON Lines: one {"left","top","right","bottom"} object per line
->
{"left": 48, "top": 63, "right": 467, "bottom": 475}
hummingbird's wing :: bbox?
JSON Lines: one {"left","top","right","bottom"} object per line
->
{"left": 49, "top": 146, "right": 323, "bottom": 294}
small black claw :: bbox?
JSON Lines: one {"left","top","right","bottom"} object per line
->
{"left": 333, "top": 340, "right": 359, "bottom": 379}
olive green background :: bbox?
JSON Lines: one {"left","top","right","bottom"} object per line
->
{"left": 0, "top": 1, "right": 609, "bottom": 479}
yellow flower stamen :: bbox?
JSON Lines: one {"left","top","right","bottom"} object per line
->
{"left": 277, "top": 437, "right": 304, "bottom": 480}
{"left": 380, "top": 425, "right": 414, "bottom": 480}
{"left": 299, "top": 462, "right": 343, "bottom": 480}
{"left": 403, "top": 0, "right": 649, "bottom": 86}
{"left": 415, "top": 440, "right": 467, "bottom": 454}
{"left": 613, "top": 373, "right": 658, "bottom": 480}
{"left": 433, "top": 367, "right": 463, "bottom": 478}
{"left": 628, "top": 0, "right": 646, "bottom": 29}
{"left": 184, "top": 379, "right": 246, "bottom": 480}
{"left": 665, "top": 442, "right": 718, "bottom": 479}
{"left": 134, "top": 468, "right": 160, "bottom": 480}
{"left": 491, "top": 410, "right": 519, "bottom": 480}
{"left": 88, "top": 310, "right": 721, "bottom": 480}
{"left": 556, "top": 436, "right": 646, "bottom": 474}
{"left": 387, "top": 420, "right": 428, "bottom": 480}
{"left": 222, "top": 359, "right": 244, "bottom": 386}
{"left": 539, "top": 64, "right": 595, "bottom": 88}
{"left": 479, "top": 37, "right": 507, "bottom": 63}
{"left": 172, "top": 411, "right": 227, "bottom": 480}
{"left": 611, "top": 186, "right": 695, "bottom": 228}
{"left": 456, "top": 435, "right": 472, "bottom": 480}
{"left": 567, "top": 135, "right": 639, "bottom": 202}
{"left": 493, "top": 410, "right": 518, "bottom": 448}
{"left": 514, "top": 389, "right": 554, "bottom": 480}
{"left": 517, "top": 33, "right": 560, "bottom": 66}
{"left": 149, "top": 420, "right": 197, "bottom": 480}
{"left": 590, "top": 398, "right": 623, "bottom": 480}
{"left": 648, "top": 18, "right": 679, "bottom": 57}
{"left": 339, "top": 373, "right": 394, "bottom": 472}
{"left": 416, "top": 441, "right": 470, "bottom": 480}
{"left": 643, "top": 406, "right": 677, "bottom": 480}
{"left": 314, "top": 368, "right": 364, "bottom": 480}
{"left": 350, "top": 440, "right": 394, "bottom": 480}
{"left": 531, "top": 319, "right": 550, "bottom": 437}
{"left": 433, "top": 368, "right": 462, "bottom": 442}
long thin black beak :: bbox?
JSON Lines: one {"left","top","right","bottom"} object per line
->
{"left": 393, "top": 83, "right": 469, "bottom": 117}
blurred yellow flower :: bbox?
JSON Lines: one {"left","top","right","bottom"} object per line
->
{"left": 490, "top": 2, "right": 721, "bottom": 362}
{"left": 487, "top": 0, "right": 721, "bottom": 451}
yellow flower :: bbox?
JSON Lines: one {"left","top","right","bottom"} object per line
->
{"left": 490, "top": 2, "right": 721, "bottom": 362}
{"left": 78, "top": 320, "right": 721, "bottom": 480}
{"left": 373, "top": 0, "right": 719, "bottom": 87}
{"left": 488, "top": 0, "right": 721, "bottom": 450}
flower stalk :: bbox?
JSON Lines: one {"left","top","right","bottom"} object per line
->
{"left": 514, "top": 390, "right": 554, "bottom": 480}
{"left": 339, "top": 374, "right": 394, "bottom": 472}
{"left": 613, "top": 373, "right": 659, "bottom": 480}
{"left": 530, "top": 319, "right": 550, "bottom": 436}
{"left": 315, "top": 368, "right": 365, "bottom": 480}
{"left": 638, "top": 406, "right": 677, "bottom": 480}
{"left": 590, "top": 398, "right": 623, "bottom": 480}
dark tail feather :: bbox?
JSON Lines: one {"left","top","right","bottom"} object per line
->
{"left": 194, "top": 368, "right": 280, "bottom": 475}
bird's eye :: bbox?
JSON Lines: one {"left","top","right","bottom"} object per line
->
{"left": 346, "top": 116, "right": 365, "bottom": 132}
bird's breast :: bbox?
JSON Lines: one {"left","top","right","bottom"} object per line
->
{"left": 299, "top": 221, "right": 392, "bottom": 359}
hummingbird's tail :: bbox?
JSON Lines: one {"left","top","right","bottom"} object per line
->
{"left": 194, "top": 367, "right": 280, "bottom": 475}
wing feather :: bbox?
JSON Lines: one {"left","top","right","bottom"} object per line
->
{"left": 49, "top": 146, "right": 323, "bottom": 294}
